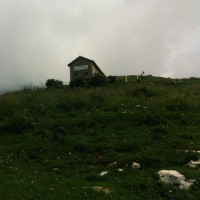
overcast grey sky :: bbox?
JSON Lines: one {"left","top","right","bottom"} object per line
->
{"left": 0, "top": 0, "right": 200, "bottom": 92}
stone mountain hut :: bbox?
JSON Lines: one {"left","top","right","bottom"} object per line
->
{"left": 68, "top": 56, "right": 104, "bottom": 81}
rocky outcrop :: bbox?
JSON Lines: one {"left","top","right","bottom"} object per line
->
{"left": 157, "top": 170, "right": 195, "bottom": 190}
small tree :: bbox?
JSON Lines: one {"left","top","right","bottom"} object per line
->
{"left": 45, "top": 79, "right": 63, "bottom": 88}
{"left": 69, "top": 77, "right": 86, "bottom": 88}
{"left": 88, "top": 73, "right": 107, "bottom": 87}
{"left": 107, "top": 75, "right": 117, "bottom": 83}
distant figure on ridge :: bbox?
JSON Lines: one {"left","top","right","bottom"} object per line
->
{"left": 140, "top": 71, "right": 145, "bottom": 80}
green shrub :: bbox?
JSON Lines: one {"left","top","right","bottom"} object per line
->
{"left": 88, "top": 73, "right": 107, "bottom": 87}
{"left": 107, "top": 75, "right": 117, "bottom": 83}
{"left": 69, "top": 77, "right": 86, "bottom": 88}
{"left": 45, "top": 79, "right": 63, "bottom": 88}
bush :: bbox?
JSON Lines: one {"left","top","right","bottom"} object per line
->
{"left": 107, "top": 75, "right": 117, "bottom": 83}
{"left": 69, "top": 77, "right": 86, "bottom": 88}
{"left": 89, "top": 73, "right": 107, "bottom": 87}
{"left": 45, "top": 79, "right": 63, "bottom": 88}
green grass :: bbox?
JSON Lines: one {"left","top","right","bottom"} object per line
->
{"left": 1, "top": 76, "right": 200, "bottom": 199}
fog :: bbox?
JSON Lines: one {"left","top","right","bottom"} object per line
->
{"left": 0, "top": 0, "right": 200, "bottom": 92}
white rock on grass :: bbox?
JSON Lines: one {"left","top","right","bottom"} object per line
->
{"left": 178, "top": 150, "right": 200, "bottom": 153}
{"left": 118, "top": 168, "right": 123, "bottom": 172}
{"left": 99, "top": 171, "right": 108, "bottom": 176}
{"left": 187, "top": 159, "right": 200, "bottom": 168}
{"left": 92, "top": 186, "right": 111, "bottom": 195}
{"left": 132, "top": 162, "right": 140, "bottom": 170}
{"left": 108, "top": 162, "right": 117, "bottom": 166}
{"left": 158, "top": 170, "right": 195, "bottom": 190}
{"left": 180, "top": 179, "right": 195, "bottom": 190}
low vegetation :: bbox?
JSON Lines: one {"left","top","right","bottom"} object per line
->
{"left": 70, "top": 74, "right": 110, "bottom": 88}
{"left": 45, "top": 79, "right": 63, "bottom": 89}
{"left": 1, "top": 76, "right": 200, "bottom": 199}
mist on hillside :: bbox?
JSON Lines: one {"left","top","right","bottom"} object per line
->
{"left": 0, "top": 0, "right": 199, "bottom": 92}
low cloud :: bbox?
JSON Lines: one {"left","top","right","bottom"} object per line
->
{"left": 0, "top": 0, "right": 199, "bottom": 92}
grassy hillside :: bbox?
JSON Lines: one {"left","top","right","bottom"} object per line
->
{"left": 1, "top": 76, "right": 200, "bottom": 199}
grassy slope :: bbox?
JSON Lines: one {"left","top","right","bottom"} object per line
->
{"left": 1, "top": 76, "right": 200, "bottom": 199}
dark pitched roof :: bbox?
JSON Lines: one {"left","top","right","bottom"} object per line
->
{"left": 68, "top": 56, "right": 104, "bottom": 74}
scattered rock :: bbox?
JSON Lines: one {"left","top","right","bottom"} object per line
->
{"left": 92, "top": 186, "right": 111, "bottom": 195}
{"left": 157, "top": 170, "right": 195, "bottom": 190}
{"left": 187, "top": 160, "right": 200, "bottom": 168}
{"left": 132, "top": 162, "right": 140, "bottom": 170}
{"left": 82, "top": 186, "right": 111, "bottom": 195}
{"left": 99, "top": 171, "right": 108, "bottom": 176}
{"left": 178, "top": 150, "right": 200, "bottom": 153}
{"left": 118, "top": 168, "right": 123, "bottom": 172}
{"left": 108, "top": 162, "right": 117, "bottom": 166}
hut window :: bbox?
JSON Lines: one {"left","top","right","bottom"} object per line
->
{"left": 85, "top": 72, "right": 88, "bottom": 75}
{"left": 75, "top": 73, "right": 78, "bottom": 76}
